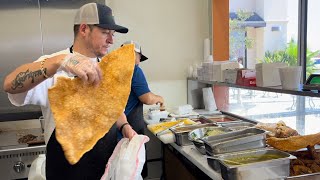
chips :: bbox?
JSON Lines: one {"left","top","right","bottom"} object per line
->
{"left": 48, "top": 44, "right": 135, "bottom": 165}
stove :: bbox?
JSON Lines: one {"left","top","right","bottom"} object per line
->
{"left": 0, "top": 120, "right": 46, "bottom": 179}
{"left": 0, "top": 145, "right": 46, "bottom": 180}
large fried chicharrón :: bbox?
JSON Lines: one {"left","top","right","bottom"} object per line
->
{"left": 48, "top": 44, "right": 135, "bottom": 165}
{"left": 267, "top": 132, "right": 320, "bottom": 152}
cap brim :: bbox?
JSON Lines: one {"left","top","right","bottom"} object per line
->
{"left": 96, "top": 24, "right": 128, "bottom": 33}
{"left": 140, "top": 54, "right": 148, "bottom": 62}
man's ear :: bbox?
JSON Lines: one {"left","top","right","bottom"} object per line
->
{"left": 78, "top": 24, "right": 89, "bottom": 36}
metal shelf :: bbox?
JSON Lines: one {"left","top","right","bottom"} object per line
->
{"left": 188, "top": 77, "right": 320, "bottom": 98}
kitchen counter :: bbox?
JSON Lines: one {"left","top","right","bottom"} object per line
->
{"left": 144, "top": 117, "right": 222, "bottom": 179}
{"left": 168, "top": 143, "right": 223, "bottom": 180}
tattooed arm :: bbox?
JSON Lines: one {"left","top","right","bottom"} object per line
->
{"left": 3, "top": 53, "right": 102, "bottom": 94}
{"left": 3, "top": 55, "right": 66, "bottom": 94}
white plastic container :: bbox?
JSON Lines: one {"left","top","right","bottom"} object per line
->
{"left": 255, "top": 62, "right": 288, "bottom": 87}
{"left": 279, "top": 66, "right": 302, "bottom": 90}
{"left": 148, "top": 110, "right": 169, "bottom": 122}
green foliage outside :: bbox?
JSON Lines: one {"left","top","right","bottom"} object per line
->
{"left": 260, "top": 39, "right": 320, "bottom": 77}
{"left": 229, "top": 10, "right": 254, "bottom": 61}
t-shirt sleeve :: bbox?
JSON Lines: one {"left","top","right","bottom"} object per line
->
{"left": 132, "top": 66, "right": 150, "bottom": 97}
{"left": 8, "top": 77, "right": 54, "bottom": 107}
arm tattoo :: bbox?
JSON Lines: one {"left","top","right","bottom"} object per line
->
{"left": 11, "top": 69, "right": 44, "bottom": 90}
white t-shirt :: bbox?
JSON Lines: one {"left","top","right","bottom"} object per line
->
{"left": 8, "top": 48, "right": 98, "bottom": 144}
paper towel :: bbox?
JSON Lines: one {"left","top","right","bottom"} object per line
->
{"left": 202, "top": 87, "right": 217, "bottom": 111}
{"left": 203, "top": 38, "right": 210, "bottom": 62}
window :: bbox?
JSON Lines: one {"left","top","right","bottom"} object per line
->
{"left": 229, "top": 0, "right": 299, "bottom": 70}
{"left": 307, "top": 0, "right": 320, "bottom": 76}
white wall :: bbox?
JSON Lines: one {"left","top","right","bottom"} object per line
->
{"left": 106, "top": 0, "right": 209, "bottom": 108}
{"left": 230, "top": 0, "right": 256, "bottom": 12}
{"left": 262, "top": 0, "right": 288, "bottom": 21}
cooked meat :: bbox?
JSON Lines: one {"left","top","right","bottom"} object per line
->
{"left": 293, "top": 165, "right": 313, "bottom": 175}
{"left": 18, "top": 134, "right": 37, "bottom": 144}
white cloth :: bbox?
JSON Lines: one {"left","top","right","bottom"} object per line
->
{"left": 101, "top": 135, "right": 150, "bottom": 180}
{"left": 28, "top": 154, "right": 46, "bottom": 180}
{"left": 7, "top": 48, "right": 97, "bottom": 144}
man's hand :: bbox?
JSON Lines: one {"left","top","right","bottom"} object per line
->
{"left": 60, "top": 54, "right": 102, "bottom": 86}
{"left": 121, "top": 124, "right": 137, "bottom": 140}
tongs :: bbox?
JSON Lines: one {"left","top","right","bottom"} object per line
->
{"left": 156, "top": 122, "right": 184, "bottom": 136}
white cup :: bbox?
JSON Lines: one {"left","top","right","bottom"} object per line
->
{"left": 278, "top": 66, "right": 302, "bottom": 90}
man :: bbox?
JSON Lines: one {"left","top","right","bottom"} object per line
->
{"left": 122, "top": 41, "right": 164, "bottom": 178}
{"left": 122, "top": 41, "right": 164, "bottom": 134}
{"left": 3, "top": 3, "right": 136, "bottom": 180}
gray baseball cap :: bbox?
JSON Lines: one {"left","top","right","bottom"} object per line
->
{"left": 122, "top": 41, "right": 148, "bottom": 61}
{"left": 74, "top": 3, "right": 128, "bottom": 33}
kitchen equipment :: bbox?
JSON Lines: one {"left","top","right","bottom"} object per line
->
{"left": 171, "top": 123, "right": 218, "bottom": 146}
{"left": 207, "top": 148, "right": 295, "bottom": 180}
{"left": 188, "top": 127, "right": 231, "bottom": 155}
{"left": 219, "top": 121, "right": 255, "bottom": 131}
{"left": 189, "top": 117, "right": 214, "bottom": 124}
{"left": 0, "top": 145, "right": 46, "bottom": 180}
{"left": 0, "top": 119, "right": 46, "bottom": 179}
{"left": 302, "top": 73, "right": 320, "bottom": 92}
{"left": 202, "top": 128, "right": 266, "bottom": 156}
{"left": 202, "top": 114, "right": 242, "bottom": 123}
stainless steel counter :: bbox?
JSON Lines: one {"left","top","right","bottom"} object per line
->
{"left": 169, "top": 143, "right": 223, "bottom": 180}
{"left": 144, "top": 118, "right": 222, "bottom": 179}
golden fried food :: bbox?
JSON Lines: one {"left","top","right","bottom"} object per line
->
{"left": 267, "top": 132, "right": 320, "bottom": 151}
{"left": 48, "top": 44, "right": 135, "bottom": 165}
{"left": 255, "top": 121, "right": 299, "bottom": 138}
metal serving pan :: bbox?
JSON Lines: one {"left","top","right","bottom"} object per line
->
{"left": 219, "top": 121, "right": 256, "bottom": 131}
{"left": 189, "top": 117, "right": 213, "bottom": 124}
{"left": 188, "top": 127, "right": 231, "bottom": 154}
{"left": 171, "top": 123, "right": 217, "bottom": 146}
{"left": 201, "top": 128, "right": 266, "bottom": 156}
{"left": 202, "top": 114, "right": 242, "bottom": 123}
{"left": 207, "top": 148, "right": 295, "bottom": 180}
{"left": 287, "top": 173, "right": 320, "bottom": 179}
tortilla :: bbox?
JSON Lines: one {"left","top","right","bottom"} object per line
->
{"left": 48, "top": 44, "right": 135, "bottom": 165}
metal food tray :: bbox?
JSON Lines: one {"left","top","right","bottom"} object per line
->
{"left": 201, "top": 128, "right": 266, "bottom": 156}
{"left": 202, "top": 114, "right": 242, "bottom": 123}
{"left": 189, "top": 117, "right": 213, "bottom": 124}
{"left": 172, "top": 123, "right": 217, "bottom": 146}
{"left": 207, "top": 148, "right": 295, "bottom": 180}
{"left": 188, "top": 127, "right": 231, "bottom": 154}
{"left": 219, "top": 121, "right": 256, "bottom": 131}
{"left": 287, "top": 172, "right": 320, "bottom": 179}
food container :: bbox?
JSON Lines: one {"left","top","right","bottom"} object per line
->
{"left": 287, "top": 173, "right": 320, "bottom": 179}
{"left": 202, "top": 128, "right": 266, "bottom": 156}
{"left": 219, "top": 121, "right": 256, "bottom": 131}
{"left": 202, "top": 114, "right": 241, "bottom": 123}
{"left": 207, "top": 148, "right": 295, "bottom": 180}
{"left": 188, "top": 127, "right": 231, "bottom": 154}
{"left": 189, "top": 117, "right": 213, "bottom": 124}
{"left": 171, "top": 123, "right": 218, "bottom": 146}
{"left": 286, "top": 149, "right": 320, "bottom": 179}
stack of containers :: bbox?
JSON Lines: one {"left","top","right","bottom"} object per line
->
{"left": 212, "top": 61, "right": 240, "bottom": 82}
{"left": 255, "top": 62, "right": 288, "bottom": 87}
{"left": 197, "top": 61, "right": 240, "bottom": 82}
